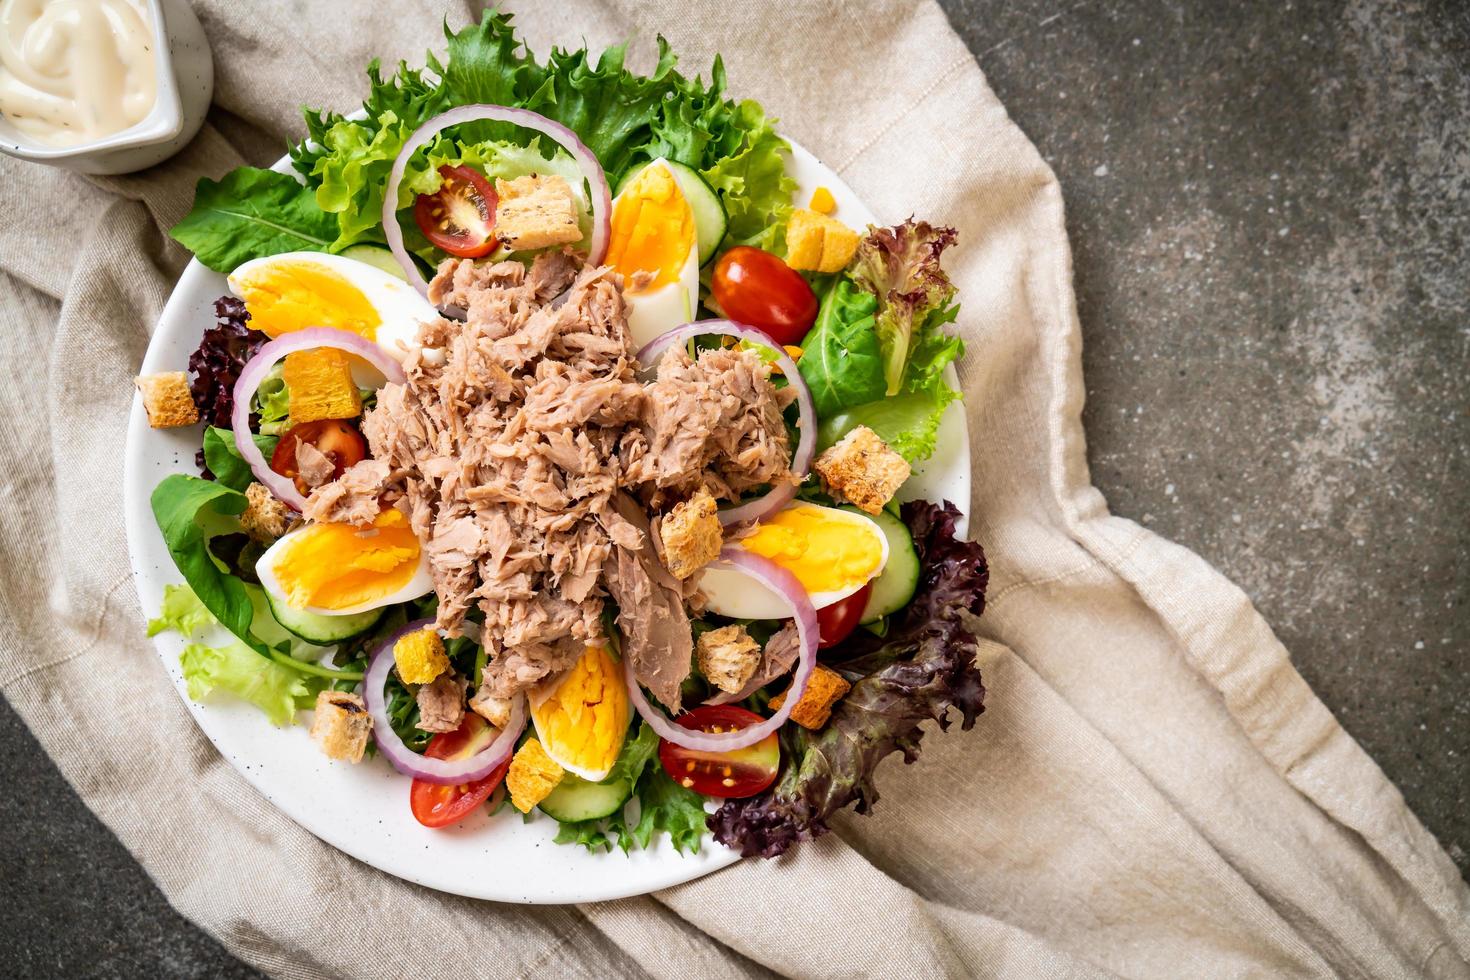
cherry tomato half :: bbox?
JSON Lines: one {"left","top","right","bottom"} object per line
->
{"left": 413, "top": 164, "right": 499, "bottom": 258}
{"left": 269, "top": 418, "right": 368, "bottom": 495}
{"left": 409, "top": 714, "right": 510, "bottom": 829}
{"left": 658, "top": 704, "right": 780, "bottom": 799}
{"left": 710, "top": 246, "right": 818, "bottom": 346}
{"left": 816, "top": 582, "right": 873, "bottom": 650}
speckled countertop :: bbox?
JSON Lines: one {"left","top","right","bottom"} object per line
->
{"left": 1, "top": 1, "right": 1464, "bottom": 975}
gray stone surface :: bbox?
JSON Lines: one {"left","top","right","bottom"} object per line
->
{"left": 1, "top": 1, "right": 1464, "bottom": 976}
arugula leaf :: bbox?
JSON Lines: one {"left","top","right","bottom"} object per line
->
{"left": 150, "top": 475, "right": 255, "bottom": 645}
{"left": 146, "top": 583, "right": 215, "bottom": 638}
{"left": 849, "top": 220, "right": 959, "bottom": 395}
{"left": 181, "top": 638, "right": 324, "bottom": 727}
{"left": 797, "top": 278, "right": 885, "bottom": 417}
{"left": 169, "top": 169, "right": 337, "bottom": 274}
{"left": 711, "top": 500, "right": 988, "bottom": 857}
{"left": 202, "top": 426, "right": 277, "bottom": 492}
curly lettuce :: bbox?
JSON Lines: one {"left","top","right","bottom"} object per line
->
{"left": 173, "top": 12, "right": 796, "bottom": 273}
{"left": 710, "top": 500, "right": 988, "bottom": 857}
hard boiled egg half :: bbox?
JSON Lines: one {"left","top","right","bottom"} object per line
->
{"left": 606, "top": 159, "right": 702, "bottom": 350}
{"left": 529, "top": 644, "right": 629, "bottom": 781}
{"left": 228, "top": 251, "right": 439, "bottom": 379}
{"left": 255, "top": 509, "right": 433, "bottom": 617}
{"left": 701, "top": 502, "right": 890, "bottom": 619}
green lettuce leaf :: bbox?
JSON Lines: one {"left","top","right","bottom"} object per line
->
{"left": 816, "top": 387, "right": 961, "bottom": 464}
{"left": 146, "top": 583, "right": 215, "bottom": 638}
{"left": 150, "top": 475, "right": 255, "bottom": 645}
{"left": 180, "top": 637, "right": 323, "bottom": 727}
{"left": 251, "top": 364, "right": 292, "bottom": 436}
{"left": 169, "top": 168, "right": 338, "bottom": 274}
{"left": 698, "top": 99, "right": 796, "bottom": 252}
{"left": 202, "top": 426, "right": 278, "bottom": 492}
{"left": 797, "top": 278, "right": 885, "bottom": 417}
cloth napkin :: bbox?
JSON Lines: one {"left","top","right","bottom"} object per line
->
{"left": 1, "top": 1, "right": 1466, "bottom": 977}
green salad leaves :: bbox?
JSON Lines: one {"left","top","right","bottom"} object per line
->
{"left": 172, "top": 12, "right": 795, "bottom": 273}
{"left": 799, "top": 220, "right": 964, "bottom": 462}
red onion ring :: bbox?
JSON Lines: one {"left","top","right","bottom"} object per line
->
{"left": 624, "top": 549, "right": 817, "bottom": 752}
{"left": 231, "top": 327, "right": 407, "bottom": 512}
{"left": 363, "top": 618, "right": 527, "bottom": 785}
{"left": 636, "top": 320, "right": 815, "bottom": 526}
{"left": 379, "top": 105, "right": 612, "bottom": 302}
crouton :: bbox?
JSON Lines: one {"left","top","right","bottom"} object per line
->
{"left": 813, "top": 425, "right": 911, "bottom": 514}
{"left": 696, "top": 625, "right": 761, "bottom": 695}
{"left": 135, "top": 372, "right": 199, "bottom": 428}
{"left": 393, "top": 627, "right": 448, "bottom": 684}
{"left": 309, "top": 690, "right": 372, "bottom": 762}
{"left": 659, "top": 489, "right": 722, "bottom": 579}
{"left": 494, "top": 174, "right": 583, "bottom": 252}
{"left": 506, "top": 738, "right": 564, "bottom": 812}
{"left": 808, "top": 186, "right": 837, "bottom": 214}
{"left": 785, "top": 208, "right": 861, "bottom": 273}
{"left": 283, "top": 348, "right": 361, "bottom": 425}
{"left": 769, "top": 664, "right": 851, "bottom": 730}
{"left": 469, "top": 685, "right": 512, "bottom": 729}
{"left": 240, "top": 482, "right": 292, "bottom": 542}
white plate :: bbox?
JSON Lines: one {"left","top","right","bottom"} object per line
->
{"left": 123, "top": 137, "right": 971, "bottom": 904}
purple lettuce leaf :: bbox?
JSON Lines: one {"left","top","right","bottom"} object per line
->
{"left": 188, "top": 297, "right": 265, "bottom": 477}
{"left": 709, "top": 499, "right": 988, "bottom": 857}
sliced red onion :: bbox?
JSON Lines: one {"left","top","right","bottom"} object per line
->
{"left": 231, "top": 327, "right": 407, "bottom": 512}
{"left": 624, "top": 549, "right": 817, "bottom": 752}
{"left": 636, "top": 320, "right": 815, "bottom": 526}
{"left": 380, "top": 104, "right": 612, "bottom": 302}
{"left": 363, "top": 618, "right": 526, "bottom": 785}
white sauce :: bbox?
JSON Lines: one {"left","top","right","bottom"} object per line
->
{"left": 0, "top": 0, "right": 156, "bottom": 147}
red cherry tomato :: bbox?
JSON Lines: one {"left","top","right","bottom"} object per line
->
{"left": 710, "top": 246, "right": 819, "bottom": 345}
{"left": 658, "top": 704, "right": 780, "bottom": 798}
{"left": 816, "top": 582, "right": 873, "bottom": 649}
{"left": 409, "top": 714, "right": 510, "bottom": 829}
{"left": 413, "top": 164, "right": 499, "bottom": 258}
{"left": 269, "top": 418, "right": 368, "bottom": 495}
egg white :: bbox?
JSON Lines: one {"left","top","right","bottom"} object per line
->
{"left": 255, "top": 521, "right": 435, "bottom": 617}
{"left": 227, "top": 251, "right": 440, "bottom": 381}
{"left": 700, "top": 503, "right": 891, "bottom": 620}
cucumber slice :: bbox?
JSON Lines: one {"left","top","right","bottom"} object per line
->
{"left": 615, "top": 159, "right": 727, "bottom": 266}
{"left": 842, "top": 506, "right": 920, "bottom": 623}
{"left": 537, "top": 773, "right": 632, "bottom": 823}
{"left": 338, "top": 244, "right": 408, "bottom": 281}
{"left": 263, "top": 590, "right": 384, "bottom": 644}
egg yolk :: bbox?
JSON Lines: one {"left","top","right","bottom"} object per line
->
{"left": 605, "top": 164, "right": 695, "bottom": 293}
{"left": 531, "top": 644, "right": 629, "bottom": 779}
{"left": 739, "top": 505, "right": 884, "bottom": 596}
{"left": 234, "top": 261, "right": 381, "bottom": 341}
{"left": 272, "top": 509, "right": 420, "bottom": 611}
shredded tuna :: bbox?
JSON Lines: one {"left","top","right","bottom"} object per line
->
{"left": 708, "top": 622, "right": 800, "bottom": 705}
{"left": 307, "top": 253, "right": 796, "bottom": 705}
{"left": 416, "top": 671, "right": 467, "bottom": 733}
{"left": 295, "top": 439, "right": 336, "bottom": 489}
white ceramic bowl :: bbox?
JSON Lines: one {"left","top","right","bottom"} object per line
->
{"left": 0, "top": 0, "right": 212, "bottom": 175}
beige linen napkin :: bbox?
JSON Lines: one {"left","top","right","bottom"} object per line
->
{"left": 1, "top": 1, "right": 1466, "bottom": 977}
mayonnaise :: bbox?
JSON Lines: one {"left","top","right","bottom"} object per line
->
{"left": 0, "top": 0, "right": 157, "bottom": 147}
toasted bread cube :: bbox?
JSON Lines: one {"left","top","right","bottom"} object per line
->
{"left": 494, "top": 174, "right": 583, "bottom": 252}
{"left": 283, "top": 348, "right": 361, "bottom": 425}
{"left": 469, "top": 685, "right": 513, "bottom": 729}
{"left": 786, "top": 209, "right": 861, "bottom": 273}
{"left": 769, "top": 664, "right": 851, "bottom": 730}
{"left": 814, "top": 425, "right": 911, "bottom": 515}
{"left": 659, "top": 489, "right": 722, "bottom": 579}
{"left": 135, "top": 372, "right": 199, "bottom": 428}
{"left": 507, "top": 738, "right": 564, "bottom": 813}
{"left": 808, "top": 186, "right": 836, "bottom": 214}
{"left": 309, "top": 690, "right": 372, "bottom": 762}
{"left": 393, "top": 628, "right": 448, "bottom": 684}
{"left": 696, "top": 624, "right": 761, "bottom": 695}
{"left": 240, "top": 482, "right": 292, "bottom": 543}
